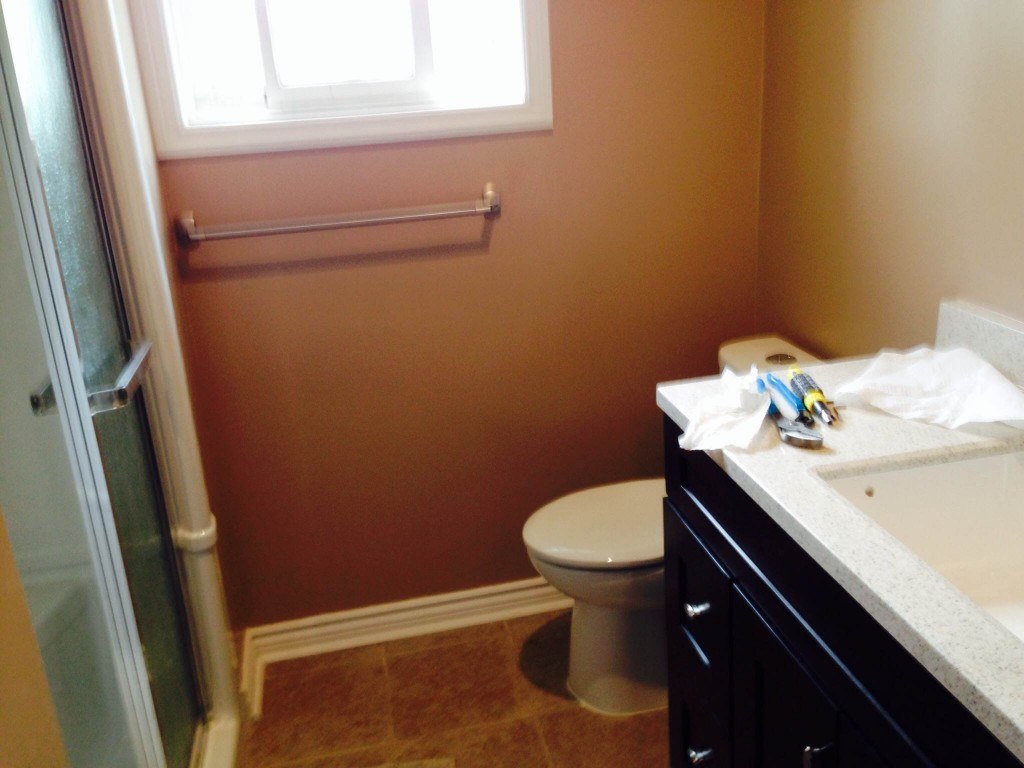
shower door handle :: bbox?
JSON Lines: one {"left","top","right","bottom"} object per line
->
{"left": 88, "top": 341, "right": 153, "bottom": 415}
{"left": 31, "top": 340, "right": 152, "bottom": 416}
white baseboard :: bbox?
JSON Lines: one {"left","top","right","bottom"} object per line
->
{"left": 191, "top": 714, "right": 240, "bottom": 768}
{"left": 239, "top": 577, "right": 572, "bottom": 717}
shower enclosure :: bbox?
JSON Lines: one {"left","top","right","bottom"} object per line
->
{"left": 0, "top": 1, "right": 237, "bottom": 766}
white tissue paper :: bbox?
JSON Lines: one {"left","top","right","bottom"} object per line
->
{"left": 833, "top": 347, "right": 1024, "bottom": 429}
{"left": 678, "top": 366, "right": 771, "bottom": 450}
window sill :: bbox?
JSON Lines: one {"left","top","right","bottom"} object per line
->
{"left": 151, "top": 101, "right": 553, "bottom": 159}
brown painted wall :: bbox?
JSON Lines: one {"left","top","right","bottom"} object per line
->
{"left": 0, "top": 508, "right": 69, "bottom": 768}
{"left": 759, "top": 1, "right": 1024, "bottom": 357}
{"left": 160, "top": 1, "right": 766, "bottom": 628}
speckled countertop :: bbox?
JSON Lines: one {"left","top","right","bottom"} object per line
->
{"left": 657, "top": 354, "right": 1024, "bottom": 760}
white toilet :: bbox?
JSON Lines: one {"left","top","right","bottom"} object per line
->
{"left": 523, "top": 479, "right": 667, "bottom": 715}
{"left": 522, "top": 334, "right": 820, "bottom": 716}
{"left": 718, "top": 333, "right": 821, "bottom": 372}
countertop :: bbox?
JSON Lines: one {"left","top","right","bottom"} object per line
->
{"left": 657, "top": 357, "right": 1024, "bottom": 760}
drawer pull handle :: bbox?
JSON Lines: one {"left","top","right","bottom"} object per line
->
{"left": 688, "top": 747, "right": 714, "bottom": 764}
{"left": 684, "top": 601, "right": 712, "bottom": 619}
{"left": 802, "top": 743, "right": 833, "bottom": 767}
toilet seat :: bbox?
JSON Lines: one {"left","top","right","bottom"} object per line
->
{"left": 523, "top": 479, "right": 665, "bottom": 570}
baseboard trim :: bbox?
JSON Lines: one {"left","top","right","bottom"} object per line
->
{"left": 239, "top": 577, "right": 572, "bottom": 717}
{"left": 191, "top": 714, "right": 240, "bottom": 768}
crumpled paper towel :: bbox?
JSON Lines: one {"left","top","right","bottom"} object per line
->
{"left": 834, "top": 347, "right": 1024, "bottom": 429}
{"left": 678, "top": 366, "right": 771, "bottom": 450}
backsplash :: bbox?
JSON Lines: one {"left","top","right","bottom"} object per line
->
{"left": 936, "top": 300, "right": 1024, "bottom": 386}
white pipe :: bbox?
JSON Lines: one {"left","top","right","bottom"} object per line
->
{"left": 68, "top": 1, "right": 240, "bottom": 763}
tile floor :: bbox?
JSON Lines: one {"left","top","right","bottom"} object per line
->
{"left": 238, "top": 610, "right": 669, "bottom": 767}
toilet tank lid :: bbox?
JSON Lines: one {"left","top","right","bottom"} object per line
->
{"left": 718, "top": 334, "right": 821, "bottom": 372}
{"left": 523, "top": 479, "right": 665, "bottom": 570}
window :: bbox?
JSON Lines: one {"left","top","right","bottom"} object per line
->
{"left": 129, "top": 0, "right": 552, "bottom": 158}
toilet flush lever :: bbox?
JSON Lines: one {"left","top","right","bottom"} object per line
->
{"left": 684, "top": 602, "right": 711, "bottom": 619}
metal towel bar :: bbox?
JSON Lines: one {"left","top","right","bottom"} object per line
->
{"left": 176, "top": 182, "right": 500, "bottom": 245}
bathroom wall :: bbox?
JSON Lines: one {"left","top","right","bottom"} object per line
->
{"left": 159, "top": 1, "right": 766, "bottom": 627}
{"left": 0, "top": 509, "right": 68, "bottom": 768}
{"left": 759, "top": 1, "right": 1024, "bottom": 356}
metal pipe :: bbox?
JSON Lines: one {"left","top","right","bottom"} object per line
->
{"left": 176, "top": 182, "right": 501, "bottom": 245}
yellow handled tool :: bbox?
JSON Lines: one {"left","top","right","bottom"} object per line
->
{"left": 787, "top": 368, "right": 837, "bottom": 425}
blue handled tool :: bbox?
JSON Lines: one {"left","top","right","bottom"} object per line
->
{"left": 757, "top": 377, "right": 822, "bottom": 448}
{"left": 764, "top": 372, "right": 811, "bottom": 423}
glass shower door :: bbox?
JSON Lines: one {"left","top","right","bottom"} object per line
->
{"left": 0, "top": 115, "right": 136, "bottom": 768}
{"left": 0, "top": 1, "right": 201, "bottom": 766}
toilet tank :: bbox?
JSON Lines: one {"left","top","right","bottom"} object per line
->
{"left": 718, "top": 334, "right": 821, "bottom": 373}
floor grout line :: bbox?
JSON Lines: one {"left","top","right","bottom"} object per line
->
{"left": 531, "top": 715, "right": 559, "bottom": 768}
{"left": 380, "top": 641, "right": 399, "bottom": 748}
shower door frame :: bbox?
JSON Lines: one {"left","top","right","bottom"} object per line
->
{"left": 1, "top": 1, "right": 240, "bottom": 766}
{"left": 0, "top": 13, "right": 167, "bottom": 767}
{"left": 61, "top": 1, "right": 242, "bottom": 764}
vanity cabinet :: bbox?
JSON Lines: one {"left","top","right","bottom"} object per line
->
{"left": 662, "top": 416, "right": 1021, "bottom": 768}
{"left": 732, "top": 584, "right": 839, "bottom": 766}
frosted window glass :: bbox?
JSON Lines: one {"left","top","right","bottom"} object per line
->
{"left": 175, "top": 0, "right": 266, "bottom": 119}
{"left": 266, "top": 0, "right": 416, "bottom": 86}
{"left": 428, "top": 0, "right": 526, "bottom": 107}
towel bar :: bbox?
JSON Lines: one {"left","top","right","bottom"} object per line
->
{"left": 175, "top": 182, "right": 500, "bottom": 245}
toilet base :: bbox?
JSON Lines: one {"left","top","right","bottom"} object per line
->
{"left": 567, "top": 602, "right": 667, "bottom": 715}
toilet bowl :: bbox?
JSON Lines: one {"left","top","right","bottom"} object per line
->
{"left": 522, "top": 335, "right": 820, "bottom": 716}
{"left": 523, "top": 479, "right": 667, "bottom": 715}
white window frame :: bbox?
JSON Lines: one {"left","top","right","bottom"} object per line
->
{"left": 128, "top": 0, "right": 553, "bottom": 159}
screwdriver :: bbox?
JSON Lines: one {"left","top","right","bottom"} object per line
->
{"left": 787, "top": 368, "right": 837, "bottom": 425}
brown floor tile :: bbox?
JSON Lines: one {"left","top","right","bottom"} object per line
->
{"left": 393, "top": 718, "right": 549, "bottom": 768}
{"left": 388, "top": 637, "right": 518, "bottom": 740}
{"left": 242, "top": 657, "right": 392, "bottom": 766}
{"left": 245, "top": 612, "right": 668, "bottom": 768}
{"left": 504, "top": 611, "right": 576, "bottom": 717}
{"left": 382, "top": 621, "right": 507, "bottom": 658}
{"left": 265, "top": 644, "right": 385, "bottom": 679}
{"left": 538, "top": 707, "right": 669, "bottom": 768}
{"left": 271, "top": 743, "right": 405, "bottom": 767}
{"left": 504, "top": 611, "right": 570, "bottom": 644}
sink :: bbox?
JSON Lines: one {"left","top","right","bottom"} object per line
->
{"left": 826, "top": 450, "right": 1024, "bottom": 640}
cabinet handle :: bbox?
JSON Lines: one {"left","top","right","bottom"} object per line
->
{"left": 684, "top": 601, "right": 712, "bottom": 619}
{"left": 802, "top": 743, "right": 833, "bottom": 767}
{"left": 688, "top": 747, "right": 714, "bottom": 764}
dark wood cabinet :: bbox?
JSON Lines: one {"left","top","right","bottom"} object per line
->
{"left": 662, "top": 415, "right": 1020, "bottom": 768}
{"left": 835, "top": 714, "right": 888, "bottom": 768}
{"left": 732, "top": 585, "right": 838, "bottom": 767}
{"left": 664, "top": 501, "right": 731, "bottom": 767}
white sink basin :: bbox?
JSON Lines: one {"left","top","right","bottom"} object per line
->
{"left": 827, "top": 450, "right": 1024, "bottom": 640}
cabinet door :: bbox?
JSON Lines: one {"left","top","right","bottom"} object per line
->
{"left": 733, "top": 586, "right": 838, "bottom": 767}
{"left": 837, "top": 713, "right": 890, "bottom": 768}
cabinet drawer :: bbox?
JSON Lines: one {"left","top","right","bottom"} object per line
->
{"left": 664, "top": 498, "right": 731, "bottom": 721}
{"left": 669, "top": 695, "right": 730, "bottom": 768}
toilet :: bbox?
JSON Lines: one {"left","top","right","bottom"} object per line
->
{"left": 718, "top": 333, "right": 821, "bottom": 372}
{"left": 522, "top": 334, "right": 820, "bottom": 715}
{"left": 524, "top": 479, "right": 667, "bottom": 714}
